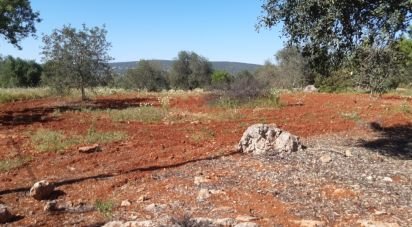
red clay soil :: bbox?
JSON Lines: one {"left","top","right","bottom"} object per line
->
{"left": 0, "top": 92, "right": 411, "bottom": 226}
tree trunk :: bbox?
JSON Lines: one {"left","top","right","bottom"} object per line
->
{"left": 81, "top": 83, "right": 86, "bottom": 101}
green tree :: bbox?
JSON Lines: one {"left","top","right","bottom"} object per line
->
{"left": 0, "top": 0, "right": 41, "bottom": 49}
{"left": 398, "top": 28, "right": 412, "bottom": 84}
{"left": 41, "top": 24, "right": 113, "bottom": 100}
{"left": 124, "top": 60, "right": 168, "bottom": 91}
{"left": 0, "top": 55, "right": 42, "bottom": 87}
{"left": 211, "top": 70, "right": 232, "bottom": 89}
{"left": 258, "top": 0, "right": 412, "bottom": 76}
{"left": 169, "top": 51, "right": 212, "bottom": 90}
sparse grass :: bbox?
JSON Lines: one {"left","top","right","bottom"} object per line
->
{"left": 0, "top": 156, "right": 32, "bottom": 172}
{"left": 211, "top": 92, "right": 282, "bottom": 109}
{"left": 30, "top": 129, "right": 78, "bottom": 153}
{"left": 341, "top": 112, "right": 362, "bottom": 122}
{"left": 85, "top": 124, "right": 127, "bottom": 144}
{"left": 0, "top": 87, "right": 52, "bottom": 103}
{"left": 106, "top": 106, "right": 168, "bottom": 123}
{"left": 95, "top": 199, "right": 114, "bottom": 219}
{"left": 30, "top": 126, "right": 127, "bottom": 153}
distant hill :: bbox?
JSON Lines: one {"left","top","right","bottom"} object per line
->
{"left": 110, "top": 60, "right": 261, "bottom": 75}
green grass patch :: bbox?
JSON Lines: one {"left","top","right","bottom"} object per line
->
{"left": 106, "top": 106, "right": 168, "bottom": 123}
{"left": 0, "top": 156, "right": 32, "bottom": 172}
{"left": 95, "top": 199, "right": 115, "bottom": 219}
{"left": 30, "top": 126, "right": 127, "bottom": 153}
{"left": 211, "top": 93, "right": 281, "bottom": 109}
{"left": 30, "top": 129, "right": 78, "bottom": 153}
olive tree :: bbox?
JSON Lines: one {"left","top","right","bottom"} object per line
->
{"left": 258, "top": 0, "right": 412, "bottom": 76}
{"left": 169, "top": 51, "right": 212, "bottom": 90}
{"left": 124, "top": 60, "right": 168, "bottom": 91}
{"left": 41, "top": 24, "right": 113, "bottom": 100}
{"left": 0, "top": 0, "right": 41, "bottom": 49}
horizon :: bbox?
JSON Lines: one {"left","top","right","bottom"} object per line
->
{"left": 0, "top": 1, "right": 284, "bottom": 65}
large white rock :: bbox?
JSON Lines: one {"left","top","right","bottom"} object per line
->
{"left": 238, "top": 124, "right": 302, "bottom": 155}
{"left": 29, "top": 180, "right": 55, "bottom": 200}
{"left": 303, "top": 85, "right": 318, "bottom": 93}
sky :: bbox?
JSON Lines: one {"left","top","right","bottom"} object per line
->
{"left": 0, "top": 0, "right": 285, "bottom": 65}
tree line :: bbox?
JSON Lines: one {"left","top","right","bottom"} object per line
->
{"left": 1, "top": 0, "right": 412, "bottom": 99}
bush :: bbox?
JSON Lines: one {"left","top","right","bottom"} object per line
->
{"left": 315, "top": 68, "right": 355, "bottom": 92}
{"left": 226, "top": 70, "right": 267, "bottom": 101}
{"left": 122, "top": 60, "right": 168, "bottom": 91}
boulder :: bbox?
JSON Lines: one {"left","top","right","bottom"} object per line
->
{"left": 303, "top": 85, "right": 318, "bottom": 93}
{"left": 238, "top": 124, "right": 302, "bottom": 156}
{"left": 29, "top": 180, "right": 55, "bottom": 200}
{"left": 0, "top": 204, "right": 13, "bottom": 224}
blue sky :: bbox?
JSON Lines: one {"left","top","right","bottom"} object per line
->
{"left": 0, "top": 0, "right": 285, "bottom": 64}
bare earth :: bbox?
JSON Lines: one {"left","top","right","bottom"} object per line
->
{"left": 0, "top": 92, "right": 411, "bottom": 226}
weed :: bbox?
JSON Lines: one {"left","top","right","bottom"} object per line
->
{"left": 0, "top": 87, "right": 52, "bottom": 103}
{"left": 85, "top": 124, "right": 127, "bottom": 144}
{"left": 30, "top": 129, "right": 77, "bottom": 153}
{"left": 0, "top": 156, "right": 32, "bottom": 172}
{"left": 30, "top": 127, "right": 127, "bottom": 153}
{"left": 95, "top": 199, "right": 114, "bottom": 219}
{"left": 341, "top": 112, "right": 362, "bottom": 122}
{"left": 399, "top": 102, "right": 411, "bottom": 114}
{"left": 107, "top": 106, "right": 168, "bottom": 123}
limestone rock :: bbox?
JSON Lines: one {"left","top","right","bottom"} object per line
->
{"left": 29, "top": 180, "right": 55, "bottom": 200}
{"left": 320, "top": 155, "right": 332, "bottom": 163}
{"left": 121, "top": 200, "right": 131, "bottom": 207}
{"left": 303, "top": 85, "right": 318, "bottom": 93}
{"left": 238, "top": 124, "right": 302, "bottom": 156}
{"left": 197, "top": 188, "right": 212, "bottom": 202}
{"left": 78, "top": 144, "right": 101, "bottom": 153}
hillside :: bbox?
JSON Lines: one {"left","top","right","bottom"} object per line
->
{"left": 110, "top": 60, "right": 261, "bottom": 75}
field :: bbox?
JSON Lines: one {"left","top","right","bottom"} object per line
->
{"left": 0, "top": 90, "right": 411, "bottom": 226}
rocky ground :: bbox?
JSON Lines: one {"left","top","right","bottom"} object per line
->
{"left": 0, "top": 92, "right": 411, "bottom": 226}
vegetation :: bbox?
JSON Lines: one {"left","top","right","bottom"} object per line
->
{"left": 30, "top": 127, "right": 127, "bottom": 153}
{"left": 259, "top": 0, "right": 412, "bottom": 93}
{"left": 0, "top": 0, "right": 41, "bottom": 49}
{"left": 0, "top": 55, "right": 42, "bottom": 87}
{"left": 106, "top": 106, "right": 168, "bottom": 123}
{"left": 95, "top": 199, "right": 114, "bottom": 219}
{"left": 0, "top": 156, "right": 31, "bottom": 172}
{"left": 169, "top": 51, "right": 213, "bottom": 90}
{"left": 41, "top": 24, "right": 113, "bottom": 100}
{"left": 121, "top": 60, "right": 168, "bottom": 91}
{"left": 0, "top": 87, "right": 51, "bottom": 103}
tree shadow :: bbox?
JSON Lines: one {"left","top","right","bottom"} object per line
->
{"left": 0, "top": 97, "right": 157, "bottom": 126}
{"left": 0, "top": 150, "right": 240, "bottom": 196}
{"left": 357, "top": 122, "right": 412, "bottom": 160}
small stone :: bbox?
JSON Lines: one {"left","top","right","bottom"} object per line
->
{"left": 320, "top": 155, "right": 332, "bottom": 163}
{"left": 0, "top": 204, "right": 13, "bottom": 224}
{"left": 190, "top": 120, "right": 200, "bottom": 125}
{"left": 194, "top": 176, "right": 209, "bottom": 185}
{"left": 345, "top": 150, "right": 353, "bottom": 157}
{"left": 144, "top": 203, "right": 167, "bottom": 214}
{"left": 366, "top": 176, "right": 373, "bottom": 181}
{"left": 197, "top": 188, "right": 211, "bottom": 202}
{"left": 382, "top": 177, "right": 393, "bottom": 182}
{"left": 138, "top": 195, "right": 150, "bottom": 202}
{"left": 78, "top": 144, "right": 101, "bottom": 153}
{"left": 120, "top": 200, "right": 131, "bottom": 207}
{"left": 29, "top": 180, "right": 55, "bottom": 200}
{"left": 236, "top": 215, "right": 258, "bottom": 222}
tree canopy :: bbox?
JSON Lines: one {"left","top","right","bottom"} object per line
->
{"left": 0, "top": 0, "right": 41, "bottom": 49}
{"left": 41, "top": 24, "right": 113, "bottom": 100}
{"left": 0, "top": 55, "right": 42, "bottom": 87}
{"left": 258, "top": 0, "right": 412, "bottom": 75}
{"left": 169, "top": 51, "right": 212, "bottom": 90}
